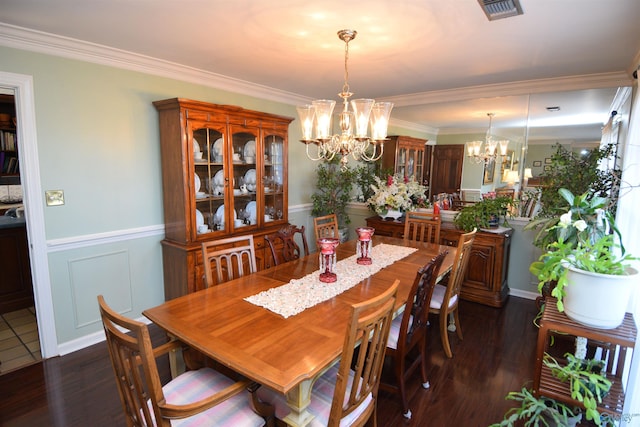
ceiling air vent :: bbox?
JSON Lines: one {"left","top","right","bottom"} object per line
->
{"left": 478, "top": 0, "right": 524, "bottom": 21}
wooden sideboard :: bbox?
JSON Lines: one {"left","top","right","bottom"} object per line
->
{"left": 365, "top": 216, "right": 511, "bottom": 307}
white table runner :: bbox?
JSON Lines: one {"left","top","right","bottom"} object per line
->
{"left": 244, "top": 243, "right": 418, "bottom": 318}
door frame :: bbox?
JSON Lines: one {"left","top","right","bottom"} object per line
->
{"left": 1, "top": 71, "right": 57, "bottom": 358}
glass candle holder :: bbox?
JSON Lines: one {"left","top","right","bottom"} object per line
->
{"left": 317, "top": 238, "right": 340, "bottom": 283}
{"left": 356, "top": 227, "right": 375, "bottom": 265}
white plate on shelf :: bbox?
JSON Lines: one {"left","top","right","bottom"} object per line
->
{"left": 213, "top": 138, "right": 224, "bottom": 156}
{"left": 215, "top": 205, "right": 237, "bottom": 223}
{"left": 243, "top": 140, "right": 256, "bottom": 159}
{"left": 193, "top": 138, "right": 201, "bottom": 153}
{"left": 213, "top": 170, "right": 224, "bottom": 186}
{"left": 244, "top": 169, "right": 256, "bottom": 185}
{"left": 196, "top": 209, "right": 204, "bottom": 226}
{"left": 246, "top": 201, "right": 257, "bottom": 224}
{"left": 194, "top": 174, "right": 201, "bottom": 192}
{"left": 196, "top": 191, "right": 207, "bottom": 199}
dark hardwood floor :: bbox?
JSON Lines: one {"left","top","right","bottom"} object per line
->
{"left": 0, "top": 296, "right": 541, "bottom": 426}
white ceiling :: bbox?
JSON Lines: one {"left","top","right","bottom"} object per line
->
{"left": 1, "top": 0, "right": 639, "bottom": 142}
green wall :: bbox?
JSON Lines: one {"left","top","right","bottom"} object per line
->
{"left": 0, "top": 45, "right": 429, "bottom": 350}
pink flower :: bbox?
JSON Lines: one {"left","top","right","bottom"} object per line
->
{"left": 387, "top": 175, "right": 393, "bottom": 186}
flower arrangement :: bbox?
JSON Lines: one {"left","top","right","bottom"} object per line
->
{"left": 366, "top": 174, "right": 428, "bottom": 215}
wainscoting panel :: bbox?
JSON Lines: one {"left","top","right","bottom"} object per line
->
{"left": 68, "top": 250, "right": 132, "bottom": 328}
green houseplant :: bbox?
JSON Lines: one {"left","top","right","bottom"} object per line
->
{"left": 311, "top": 158, "right": 357, "bottom": 230}
{"left": 453, "top": 195, "right": 515, "bottom": 232}
{"left": 529, "top": 188, "right": 637, "bottom": 328}
{"left": 491, "top": 353, "right": 613, "bottom": 427}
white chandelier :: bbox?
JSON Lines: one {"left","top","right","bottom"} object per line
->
{"left": 466, "top": 113, "right": 509, "bottom": 164}
{"left": 297, "top": 29, "right": 394, "bottom": 167}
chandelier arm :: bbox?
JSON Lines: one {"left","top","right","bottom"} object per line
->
{"left": 304, "top": 142, "right": 326, "bottom": 162}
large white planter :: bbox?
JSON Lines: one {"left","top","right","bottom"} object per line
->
{"left": 563, "top": 265, "right": 638, "bottom": 329}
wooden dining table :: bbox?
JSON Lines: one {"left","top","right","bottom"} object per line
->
{"left": 143, "top": 236, "right": 455, "bottom": 427}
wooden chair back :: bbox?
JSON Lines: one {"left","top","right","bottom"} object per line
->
{"left": 313, "top": 213, "right": 339, "bottom": 242}
{"left": 447, "top": 228, "right": 477, "bottom": 304}
{"left": 98, "top": 295, "right": 163, "bottom": 426}
{"left": 264, "top": 224, "right": 309, "bottom": 266}
{"left": 98, "top": 295, "right": 269, "bottom": 427}
{"left": 379, "top": 252, "right": 447, "bottom": 417}
{"left": 495, "top": 188, "right": 516, "bottom": 200}
{"left": 328, "top": 281, "right": 399, "bottom": 426}
{"left": 202, "top": 235, "right": 257, "bottom": 287}
{"left": 397, "top": 251, "right": 447, "bottom": 354}
{"left": 430, "top": 228, "right": 476, "bottom": 358}
{"left": 403, "top": 211, "right": 441, "bottom": 244}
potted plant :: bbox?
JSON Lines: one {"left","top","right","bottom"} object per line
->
{"left": 529, "top": 188, "right": 637, "bottom": 329}
{"left": 491, "top": 353, "right": 612, "bottom": 427}
{"left": 366, "top": 174, "right": 427, "bottom": 220}
{"left": 311, "top": 158, "right": 357, "bottom": 241}
{"left": 453, "top": 194, "right": 515, "bottom": 232}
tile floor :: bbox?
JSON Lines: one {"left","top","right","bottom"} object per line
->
{"left": 0, "top": 307, "right": 41, "bottom": 374}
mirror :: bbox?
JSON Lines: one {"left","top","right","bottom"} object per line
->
{"left": 394, "top": 86, "right": 622, "bottom": 201}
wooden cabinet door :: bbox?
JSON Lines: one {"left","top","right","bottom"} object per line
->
{"left": 431, "top": 145, "right": 464, "bottom": 196}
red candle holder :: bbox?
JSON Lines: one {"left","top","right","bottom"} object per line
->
{"left": 317, "top": 237, "right": 340, "bottom": 283}
{"left": 356, "top": 227, "right": 375, "bottom": 265}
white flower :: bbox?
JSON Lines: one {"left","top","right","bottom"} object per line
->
{"left": 559, "top": 212, "right": 572, "bottom": 227}
{"left": 573, "top": 219, "right": 587, "bottom": 232}
{"left": 366, "top": 175, "right": 427, "bottom": 214}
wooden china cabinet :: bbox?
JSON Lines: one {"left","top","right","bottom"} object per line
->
{"left": 379, "top": 136, "right": 429, "bottom": 185}
{"left": 153, "top": 98, "right": 293, "bottom": 300}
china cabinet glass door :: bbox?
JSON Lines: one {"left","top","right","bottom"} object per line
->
{"left": 230, "top": 126, "right": 260, "bottom": 232}
{"left": 263, "top": 132, "right": 286, "bottom": 224}
{"left": 397, "top": 147, "right": 407, "bottom": 178}
{"left": 191, "top": 122, "right": 226, "bottom": 237}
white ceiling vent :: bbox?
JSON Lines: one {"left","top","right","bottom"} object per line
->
{"left": 478, "top": 0, "right": 524, "bottom": 21}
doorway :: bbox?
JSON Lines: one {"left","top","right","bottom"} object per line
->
{"left": 0, "top": 71, "right": 57, "bottom": 363}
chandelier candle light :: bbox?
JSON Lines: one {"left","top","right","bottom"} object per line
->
{"left": 356, "top": 227, "right": 375, "bottom": 265}
{"left": 466, "top": 113, "right": 509, "bottom": 164}
{"left": 297, "top": 30, "right": 394, "bottom": 168}
{"left": 317, "top": 237, "right": 340, "bottom": 283}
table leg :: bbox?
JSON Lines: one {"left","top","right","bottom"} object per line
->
{"left": 282, "top": 379, "right": 315, "bottom": 427}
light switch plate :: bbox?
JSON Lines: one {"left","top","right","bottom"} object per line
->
{"left": 45, "top": 190, "right": 65, "bottom": 206}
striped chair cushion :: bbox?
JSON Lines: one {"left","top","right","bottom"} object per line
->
{"left": 257, "top": 365, "right": 373, "bottom": 427}
{"left": 429, "top": 284, "right": 457, "bottom": 310}
{"left": 150, "top": 368, "right": 264, "bottom": 427}
{"left": 387, "top": 314, "right": 413, "bottom": 350}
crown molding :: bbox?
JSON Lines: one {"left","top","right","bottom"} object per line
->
{"left": 0, "top": 23, "right": 309, "bottom": 106}
{"left": 381, "top": 72, "right": 633, "bottom": 107}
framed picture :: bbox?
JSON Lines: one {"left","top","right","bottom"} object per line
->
{"left": 483, "top": 159, "right": 495, "bottom": 184}
{"left": 544, "top": 158, "right": 553, "bottom": 164}
{"left": 544, "top": 165, "right": 552, "bottom": 172}
{"left": 533, "top": 160, "right": 542, "bottom": 167}
{"left": 500, "top": 150, "right": 515, "bottom": 183}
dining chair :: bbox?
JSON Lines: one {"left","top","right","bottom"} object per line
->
{"left": 97, "top": 295, "right": 274, "bottom": 427}
{"left": 258, "top": 280, "right": 399, "bottom": 427}
{"left": 430, "top": 228, "right": 477, "bottom": 358}
{"left": 202, "top": 235, "right": 257, "bottom": 287}
{"left": 264, "top": 224, "right": 310, "bottom": 266}
{"left": 380, "top": 251, "right": 447, "bottom": 419}
{"left": 313, "top": 213, "right": 339, "bottom": 242}
{"left": 403, "top": 211, "right": 441, "bottom": 244}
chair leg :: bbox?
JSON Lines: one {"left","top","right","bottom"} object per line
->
{"left": 453, "top": 308, "right": 463, "bottom": 340}
{"left": 440, "top": 311, "right": 453, "bottom": 358}
{"left": 419, "top": 338, "right": 430, "bottom": 389}
{"left": 394, "top": 356, "right": 411, "bottom": 419}
{"left": 247, "top": 383, "right": 276, "bottom": 427}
